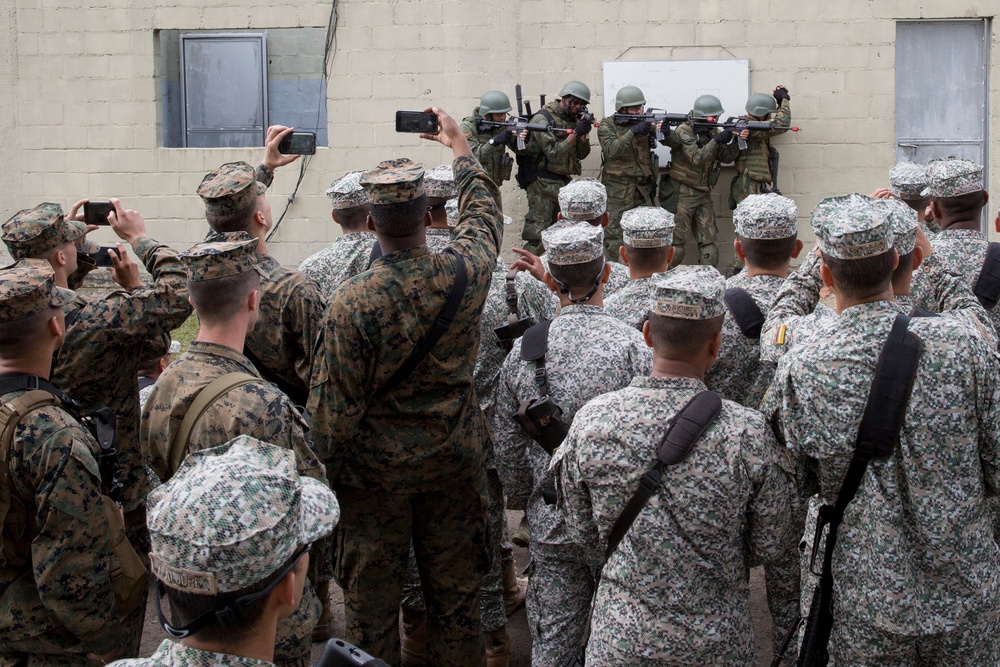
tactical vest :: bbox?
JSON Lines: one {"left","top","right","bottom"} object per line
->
{"left": 600, "top": 121, "right": 654, "bottom": 180}
{"left": 668, "top": 123, "right": 722, "bottom": 192}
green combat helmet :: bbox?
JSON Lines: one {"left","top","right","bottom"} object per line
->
{"left": 559, "top": 80, "right": 591, "bottom": 104}
{"left": 746, "top": 93, "right": 778, "bottom": 118}
{"left": 614, "top": 86, "right": 646, "bottom": 111}
{"left": 479, "top": 91, "right": 512, "bottom": 116}
{"left": 691, "top": 94, "right": 724, "bottom": 119}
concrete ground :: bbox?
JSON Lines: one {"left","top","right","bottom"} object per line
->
{"left": 139, "top": 511, "right": 780, "bottom": 666}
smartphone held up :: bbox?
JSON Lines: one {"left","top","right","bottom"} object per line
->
{"left": 395, "top": 111, "right": 439, "bottom": 134}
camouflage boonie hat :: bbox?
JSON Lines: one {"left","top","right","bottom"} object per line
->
{"left": 361, "top": 158, "right": 425, "bottom": 205}
{"left": 542, "top": 223, "right": 604, "bottom": 265}
{"left": 147, "top": 436, "right": 339, "bottom": 594}
{"left": 734, "top": 194, "right": 798, "bottom": 240}
{"left": 0, "top": 259, "right": 74, "bottom": 321}
{"left": 649, "top": 266, "right": 726, "bottom": 320}
{"left": 179, "top": 235, "right": 263, "bottom": 283}
{"left": 140, "top": 332, "right": 180, "bottom": 361}
{"left": 811, "top": 194, "right": 892, "bottom": 260}
{"left": 325, "top": 171, "right": 369, "bottom": 210}
{"left": 2, "top": 203, "right": 87, "bottom": 260}
{"left": 888, "top": 161, "right": 927, "bottom": 200}
{"left": 558, "top": 178, "right": 607, "bottom": 221}
{"left": 424, "top": 165, "right": 457, "bottom": 199}
{"left": 198, "top": 162, "right": 263, "bottom": 216}
{"left": 921, "top": 156, "right": 984, "bottom": 198}
{"left": 872, "top": 198, "right": 918, "bottom": 255}
{"left": 621, "top": 207, "right": 675, "bottom": 248}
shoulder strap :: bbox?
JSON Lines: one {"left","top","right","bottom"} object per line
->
{"left": 520, "top": 319, "right": 553, "bottom": 396}
{"left": 138, "top": 376, "right": 157, "bottom": 391}
{"left": 538, "top": 109, "right": 556, "bottom": 126}
{"left": 0, "top": 390, "right": 62, "bottom": 465}
{"left": 724, "top": 287, "right": 766, "bottom": 339}
{"left": 367, "top": 240, "right": 384, "bottom": 270}
{"left": 908, "top": 306, "right": 940, "bottom": 319}
{"left": 169, "top": 372, "right": 262, "bottom": 476}
{"left": 973, "top": 242, "right": 1000, "bottom": 310}
{"left": 604, "top": 391, "right": 723, "bottom": 559}
{"left": 373, "top": 250, "right": 468, "bottom": 398}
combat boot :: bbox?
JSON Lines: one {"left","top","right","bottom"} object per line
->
{"left": 502, "top": 561, "right": 528, "bottom": 616}
{"left": 310, "top": 580, "right": 333, "bottom": 642}
{"left": 400, "top": 607, "right": 429, "bottom": 667}
{"left": 511, "top": 515, "right": 530, "bottom": 548}
{"left": 484, "top": 627, "right": 511, "bottom": 667}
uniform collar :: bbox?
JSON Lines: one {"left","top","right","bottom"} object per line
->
{"left": 374, "top": 245, "right": 431, "bottom": 266}
{"left": 631, "top": 375, "right": 707, "bottom": 391}
{"left": 157, "top": 640, "right": 277, "bottom": 667}
{"left": 558, "top": 304, "right": 605, "bottom": 316}
{"left": 186, "top": 340, "right": 259, "bottom": 375}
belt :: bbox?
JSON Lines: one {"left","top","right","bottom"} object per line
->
{"left": 536, "top": 169, "right": 570, "bottom": 184}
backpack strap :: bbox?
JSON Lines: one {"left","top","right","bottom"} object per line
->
{"left": 973, "top": 242, "right": 1000, "bottom": 310}
{"left": 724, "top": 287, "right": 766, "bottom": 339}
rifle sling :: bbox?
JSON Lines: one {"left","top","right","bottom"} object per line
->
{"left": 520, "top": 319, "right": 553, "bottom": 397}
{"left": 724, "top": 287, "right": 766, "bottom": 339}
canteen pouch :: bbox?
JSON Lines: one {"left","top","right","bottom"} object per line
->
{"left": 103, "top": 495, "right": 148, "bottom": 614}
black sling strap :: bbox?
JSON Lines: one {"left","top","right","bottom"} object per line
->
{"left": 138, "top": 376, "right": 157, "bottom": 391}
{"left": 520, "top": 319, "right": 554, "bottom": 397}
{"left": 366, "top": 240, "right": 383, "bottom": 270}
{"left": 373, "top": 250, "right": 468, "bottom": 398}
{"left": 724, "top": 287, "right": 766, "bottom": 339}
{"left": 973, "top": 242, "right": 1000, "bottom": 310}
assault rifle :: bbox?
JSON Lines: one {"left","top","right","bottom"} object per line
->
{"left": 692, "top": 116, "right": 801, "bottom": 150}
{"left": 613, "top": 109, "right": 690, "bottom": 141}
{"left": 477, "top": 118, "right": 571, "bottom": 151}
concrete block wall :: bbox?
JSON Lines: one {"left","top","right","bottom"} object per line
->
{"left": 2, "top": 0, "right": 999, "bottom": 269}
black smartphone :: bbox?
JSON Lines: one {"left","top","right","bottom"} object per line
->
{"left": 90, "top": 245, "right": 118, "bottom": 268}
{"left": 277, "top": 131, "right": 317, "bottom": 155}
{"left": 395, "top": 110, "right": 439, "bottom": 134}
{"left": 84, "top": 201, "right": 115, "bottom": 226}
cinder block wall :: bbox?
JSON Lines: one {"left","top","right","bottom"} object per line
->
{"left": 2, "top": 0, "right": 998, "bottom": 269}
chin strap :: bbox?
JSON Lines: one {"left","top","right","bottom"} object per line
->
{"left": 551, "top": 259, "right": 605, "bottom": 304}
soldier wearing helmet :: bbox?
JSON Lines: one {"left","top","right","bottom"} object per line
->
{"left": 460, "top": 90, "right": 518, "bottom": 212}
{"left": 598, "top": 85, "right": 658, "bottom": 261}
{"left": 729, "top": 86, "right": 792, "bottom": 208}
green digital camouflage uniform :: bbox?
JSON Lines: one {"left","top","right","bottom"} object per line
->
{"left": 461, "top": 111, "right": 515, "bottom": 212}
{"left": 111, "top": 642, "right": 276, "bottom": 667}
{"left": 603, "top": 276, "right": 656, "bottom": 330}
{"left": 598, "top": 118, "right": 657, "bottom": 260}
{"left": 729, "top": 99, "right": 791, "bottom": 207}
{"left": 661, "top": 122, "right": 740, "bottom": 267}
{"left": 298, "top": 232, "right": 378, "bottom": 300}
{"left": 513, "top": 249, "right": 631, "bottom": 327}
{"left": 307, "top": 156, "right": 503, "bottom": 666}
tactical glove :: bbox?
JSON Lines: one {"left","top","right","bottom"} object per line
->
{"left": 630, "top": 121, "right": 652, "bottom": 136}
{"left": 492, "top": 128, "right": 514, "bottom": 146}
{"left": 713, "top": 130, "right": 734, "bottom": 145}
{"left": 574, "top": 118, "right": 593, "bottom": 137}
{"left": 773, "top": 86, "right": 790, "bottom": 103}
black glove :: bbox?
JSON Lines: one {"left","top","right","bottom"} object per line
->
{"left": 492, "top": 128, "right": 514, "bottom": 146}
{"left": 773, "top": 86, "right": 790, "bottom": 103}
{"left": 574, "top": 118, "right": 592, "bottom": 137}
{"left": 630, "top": 121, "right": 651, "bottom": 136}
{"left": 713, "top": 130, "right": 734, "bottom": 145}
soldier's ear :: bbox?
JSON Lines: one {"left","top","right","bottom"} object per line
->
{"left": 733, "top": 238, "right": 746, "bottom": 260}
{"left": 542, "top": 272, "right": 559, "bottom": 294}
{"left": 619, "top": 246, "right": 629, "bottom": 265}
{"left": 708, "top": 330, "right": 723, "bottom": 361}
{"left": 912, "top": 244, "right": 925, "bottom": 271}
{"left": 366, "top": 215, "right": 376, "bottom": 232}
{"left": 791, "top": 239, "right": 804, "bottom": 259}
{"left": 599, "top": 212, "right": 609, "bottom": 229}
{"left": 556, "top": 212, "right": 564, "bottom": 222}
{"left": 666, "top": 246, "right": 675, "bottom": 266}
{"left": 425, "top": 210, "right": 433, "bottom": 228}
{"left": 247, "top": 289, "right": 260, "bottom": 313}
{"left": 642, "top": 319, "right": 653, "bottom": 348}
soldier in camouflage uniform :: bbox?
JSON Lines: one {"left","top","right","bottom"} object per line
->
{"left": 763, "top": 194, "right": 1000, "bottom": 664}
{"left": 0, "top": 261, "right": 132, "bottom": 666}
{"left": 137, "top": 333, "right": 177, "bottom": 411}
{"left": 554, "top": 266, "right": 794, "bottom": 666}
{"left": 872, "top": 160, "right": 939, "bottom": 237}
{"left": 298, "top": 171, "right": 376, "bottom": 299}
{"left": 2, "top": 200, "right": 191, "bottom": 658}
{"left": 307, "top": 109, "right": 502, "bottom": 666}
{"left": 493, "top": 224, "right": 653, "bottom": 666}
{"left": 460, "top": 91, "right": 517, "bottom": 212}
{"left": 423, "top": 165, "right": 458, "bottom": 253}
{"left": 729, "top": 87, "right": 792, "bottom": 208}
{"left": 599, "top": 86, "right": 658, "bottom": 260}
{"left": 660, "top": 94, "right": 741, "bottom": 267}
{"left": 113, "top": 436, "right": 339, "bottom": 667}
{"left": 604, "top": 206, "right": 676, "bottom": 330}
{"left": 139, "top": 236, "right": 326, "bottom": 667}
{"left": 519, "top": 81, "right": 594, "bottom": 255}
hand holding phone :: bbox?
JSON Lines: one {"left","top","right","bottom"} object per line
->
{"left": 84, "top": 201, "right": 115, "bottom": 226}
{"left": 396, "top": 111, "right": 439, "bottom": 134}
{"left": 277, "top": 131, "right": 317, "bottom": 155}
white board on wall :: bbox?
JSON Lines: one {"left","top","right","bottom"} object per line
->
{"left": 602, "top": 59, "right": 750, "bottom": 166}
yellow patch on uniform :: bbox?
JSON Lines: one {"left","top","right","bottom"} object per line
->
{"left": 774, "top": 323, "right": 787, "bottom": 346}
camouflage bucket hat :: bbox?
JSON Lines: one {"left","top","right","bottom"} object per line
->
{"left": 542, "top": 223, "right": 604, "bottom": 265}
{"left": 197, "top": 162, "right": 260, "bottom": 216}
{"left": 811, "top": 193, "right": 892, "bottom": 260}
{"left": 888, "top": 161, "right": 927, "bottom": 200}
{"left": 325, "top": 170, "right": 369, "bottom": 210}
{"left": 620, "top": 207, "right": 675, "bottom": 248}
{"left": 650, "top": 265, "right": 726, "bottom": 320}
{"left": 558, "top": 178, "right": 607, "bottom": 221}
{"left": 872, "top": 197, "right": 918, "bottom": 255}
{"left": 147, "top": 435, "right": 339, "bottom": 594}
{"left": 921, "top": 156, "right": 984, "bottom": 199}
{"left": 423, "top": 165, "right": 457, "bottom": 199}
{"left": 361, "top": 158, "right": 425, "bottom": 205}
{"left": 2, "top": 203, "right": 87, "bottom": 260}
{"left": 734, "top": 194, "right": 799, "bottom": 240}
{"left": 0, "top": 258, "right": 74, "bottom": 321}
{"left": 179, "top": 234, "right": 263, "bottom": 283}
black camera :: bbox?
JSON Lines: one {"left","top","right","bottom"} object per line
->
{"left": 495, "top": 316, "right": 534, "bottom": 352}
{"left": 515, "top": 396, "right": 569, "bottom": 456}
{"left": 277, "top": 131, "right": 317, "bottom": 155}
{"left": 316, "top": 638, "right": 389, "bottom": 667}
{"left": 395, "top": 110, "right": 439, "bottom": 134}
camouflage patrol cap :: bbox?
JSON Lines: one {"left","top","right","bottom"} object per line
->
{"left": 444, "top": 198, "right": 511, "bottom": 228}
{"left": 558, "top": 178, "right": 607, "bottom": 221}
{"left": 2, "top": 203, "right": 87, "bottom": 260}
{"left": 734, "top": 194, "right": 799, "bottom": 240}
{"left": 198, "top": 162, "right": 263, "bottom": 217}
{"left": 325, "top": 171, "right": 369, "bottom": 210}
{"left": 650, "top": 265, "right": 726, "bottom": 320}
{"left": 0, "top": 259, "right": 74, "bottom": 321}
{"left": 811, "top": 194, "right": 892, "bottom": 260}
{"left": 424, "top": 165, "right": 457, "bottom": 199}
{"left": 620, "top": 207, "right": 675, "bottom": 248}
{"left": 147, "top": 435, "right": 339, "bottom": 594}
{"left": 872, "top": 198, "right": 918, "bottom": 255}
{"left": 542, "top": 223, "right": 604, "bottom": 265}
{"left": 360, "top": 158, "right": 425, "bottom": 205}
{"left": 888, "top": 161, "right": 927, "bottom": 200}
{"left": 921, "top": 156, "right": 984, "bottom": 198}
{"left": 179, "top": 235, "right": 263, "bottom": 283}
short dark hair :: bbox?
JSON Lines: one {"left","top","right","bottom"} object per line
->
{"left": 368, "top": 195, "right": 428, "bottom": 238}
{"left": 548, "top": 257, "right": 605, "bottom": 295}
{"left": 138, "top": 353, "right": 170, "bottom": 377}
{"left": 900, "top": 197, "right": 929, "bottom": 214}
{"left": 623, "top": 245, "right": 671, "bottom": 274}
{"left": 892, "top": 250, "right": 914, "bottom": 282}
{"left": 739, "top": 235, "right": 798, "bottom": 271}
{"left": 206, "top": 199, "right": 259, "bottom": 235}
{"left": 935, "top": 191, "right": 986, "bottom": 220}
{"left": 0, "top": 308, "right": 56, "bottom": 356}
{"left": 187, "top": 271, "right": 260, "bottom": 324}
{"left": 820, "top": 249, "right": 895, "bottom": 300}
{"left": 647, "top": 313, "right": 724, "bottom": 359}
{"left": 333, "top": 205, "right": 370, "bottom": 233}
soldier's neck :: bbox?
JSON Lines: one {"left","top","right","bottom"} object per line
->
{"left": 629, "top": 264, "right": 668, "bottom": 281}
{"left": 377, "top": 229, "right": 426, "bottom": 255}
{"left": 196, "top": 323, "right": 249, "bottom": 355}
{"left": 891, "top": 273, "right": 913, "bottom": 298}
{"left": 745, "top": 263, "right": 790, "bottom": 279}
{"left": 938, "top": 217, "right": 981, "bottom": 232}
{"left": 833, "top": 286, "right": 895, "bottom": 313}
{"left": 650, "top": 356, "right": 706, "bottom": 381}
{"left": 182, "top": 620, "right": 277, "bottom": 663}
{"left": 0, "top": 355, "right": 54, "bottom": 381}
{"left": 556, "top": 286, "right": 604, "bottom": 309}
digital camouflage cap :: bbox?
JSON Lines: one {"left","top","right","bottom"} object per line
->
{"left": 542, "top": 223, "right": 604, "bottom": 265}
{"left": 325, "top": 171, "right": 369, "bottom": 210}
{"left": 445, "top": 198, "right": 509, "bottom": 228}
{"left": 621, "top": 207, "right": 675, "bottom": 248}
{"left": 872, "top": 197, "right": 918, "bottom": 256}
{"left": 650, "top": 265, "right": 726, "bottom": 320}
{"left": 198, "top": 162, "right": 265, "bottom": 217}
{"left": 424, "top": 165, "right": 457, "bottom": 199}
{"left": 888, "top": 161, "right": 927, "bottom": 200}
{"left": 147, "top": 435, "right": 339, "bottom": 594}
{"left": 2, "top": 203, "right": 88, "bottom": 260}
{"left": 921, "top": 156, "right": 984, "bottom": 199}
{"left": 734, "top": 194, "right": 799, "bottom": 240}
{"left": 361, "top": 158, "right": 425, "bottom": 205}
{"left": 179, "top": 234, "right": 263, "bottom": 283}
{"left": 811, "top": 194, "right": 892, "bottom": 260}
{"left": 558, "top": 178, "right": 607, "bottom": 221}
{"left": 0, "top": 259, "right": 74, "bottom": 321}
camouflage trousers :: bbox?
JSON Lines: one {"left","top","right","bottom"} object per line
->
{"left": 602, "top": 173, "right": 656, "bottom": 261}
{"left": 729, "top": 171, "right": 773, "bottom": 210}
{"left": 523, "top": 175, "right": 570, "bottom": 255}
{"left": 671, "top": 184, "right": 718, "bottom": 267}
{"left": 764, "top": 497, "right": 807, "bottom": 655}
{"left": 334, "top": 475, "right": 490, "bottom": 666}
{"left": 400, "top": 468, "right": 511, "bottom": 633}
{"left": 525, "top": 544, "right": 597, "bottom": 667}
